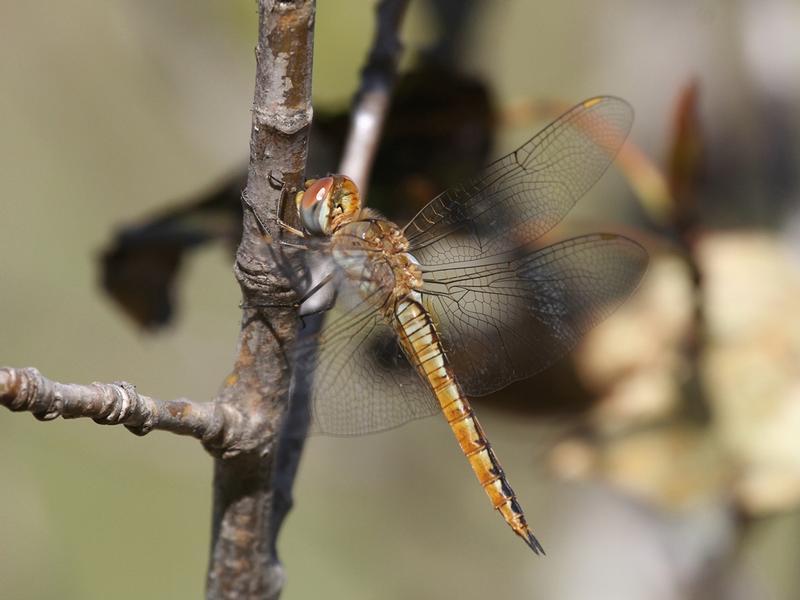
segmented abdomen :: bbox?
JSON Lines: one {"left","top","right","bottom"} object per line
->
{"left": 394, "top": 298, "right": 544, "bottom": 554}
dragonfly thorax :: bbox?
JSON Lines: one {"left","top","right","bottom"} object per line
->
{"left": 331, "top": 216, "right": 424, "bottom": 310}
{"left": 295, "top": 174, "right": 361, "bottom": 236}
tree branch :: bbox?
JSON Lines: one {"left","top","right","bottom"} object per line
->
{"left": 0, "top": 367, "right": 242, "bottom": 443}
{"left": 0, "top": 1, "right": 398, "bottom": 597}
{"left": 338, "top": 0, "right": 409, "bottom": 193}
{"left": 0, "top": 1, "right": 313, "bottom": 595}
{"left": 205, "top": 1, "right": 316, "bottom": 599}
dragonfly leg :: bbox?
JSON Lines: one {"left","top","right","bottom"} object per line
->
{"left": 241, "top": 272, "right": 336, "bottom": 312}
{"left": 296, "top": 272, "right": 335, "bottom": 305}
{"left": 268, "top": 245, "right": 308, "bottom": 294}
{"left": 241, "top": 193, "right": 272, "bottom": 239}
{"left": 242, "top": 174, "right": 307, "bottom": 239}
{"left": 240, "top": 192, "right": 313, "bottom": 292}
{"left": 272, "top": 170, "right": 307, "bottom": 238}
{"left": 278, "top": 220, "right": 305, "bottom": 238}
{"left": 239, "top": 301, "right": 333, "bottom": 332}
{"left": 279, "top": 239, "right": 310, "bottom": 250}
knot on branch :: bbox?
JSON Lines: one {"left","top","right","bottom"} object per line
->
{"left": 199, "top": 402, "right": 260, "bottom": 459}
{"left": 252, "top": 107, "right": 313, "bottom": 137}
{"left": 0, "top": 367, "right": 59, "bottom": 420}
{"left": 235, "top": 247, "right": 299, "bottom": 309}
{"left": 96, "top": 380, "right": 143, "bottom": 429}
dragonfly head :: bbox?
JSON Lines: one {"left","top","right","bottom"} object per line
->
{"left": 296, "top": 175, "right": 361, "bottom": 236}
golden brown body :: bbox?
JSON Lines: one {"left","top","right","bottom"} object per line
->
{"left": 322, "top": 206, "right": 544, "bottom": 553}
{"left": 394, "top": 297, "right": 544, "bottom": 554}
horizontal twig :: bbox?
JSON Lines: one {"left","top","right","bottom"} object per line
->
{"left": 0, "top": 367, "right": 243, "bottom": 450}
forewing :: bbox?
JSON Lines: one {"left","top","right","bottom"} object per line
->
{"left": 296, "top": 266, "right": 438, "bottom": 436}
{"left": 419, "top": 234, "right": 648, "bottom": 396}
{"left": 404, "top": 97, "right": 633, "bottom": 264}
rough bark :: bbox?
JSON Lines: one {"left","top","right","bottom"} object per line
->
{"left": 205, "top": 1, "right": 315, "bottom": 599}
{"left": 0, "top": 367, "right": 242, "bottom": 442}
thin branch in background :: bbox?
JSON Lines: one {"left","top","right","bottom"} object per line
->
{"left": 664, "top": 80, "right": 711, "bottom": 424}
{"left": 421, "top": 0, "right": 480, "bottom": 65}
{"left": 338, "top": 0, "right": 410, "bottom": 194}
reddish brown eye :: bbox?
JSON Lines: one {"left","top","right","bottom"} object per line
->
{"left": 302, "top": 177, "right": 334, "bottom": 209}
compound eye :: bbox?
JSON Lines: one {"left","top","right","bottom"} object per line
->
{"left": 298, "top": 177, "right": 334, "bottom": 234}
{"left": 302, "top": 177, "right": 333, "bottom": 210}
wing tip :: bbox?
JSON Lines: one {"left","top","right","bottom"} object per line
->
{"left": 581, "top": 95, "right": 635, "bottom": 135}
{"left": 582, "top": 94, "right": 634, "bottom": 111}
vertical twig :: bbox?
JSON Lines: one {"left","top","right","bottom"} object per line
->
{"left": 205, "top": 2, "right": 316, "bottom": 599}
{"left": 338, "top": 0, "right": 409, "bottom": 194}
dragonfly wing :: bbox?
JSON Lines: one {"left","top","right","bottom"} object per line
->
{"left": 297, "top": 271, "right": 438, "bottom": 436}
{"left": 420, "top": 234, "right": 647, "bottom": 396}
{"left": 404, "top": 97, "right": 633, "bottom": 264}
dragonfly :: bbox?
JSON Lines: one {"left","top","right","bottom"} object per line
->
{"left": 280, "top": 96, "right": 647, "bottom": 554}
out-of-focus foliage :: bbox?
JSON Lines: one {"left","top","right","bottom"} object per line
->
{"left": 545, "top": 75, "right": 800, "bottom": 597}
{"left": 703, "top": 233, "right": 800, "bottom": 515}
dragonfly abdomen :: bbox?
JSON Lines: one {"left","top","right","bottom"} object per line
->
{"left": 394, "top": 298, "right": 545, "bottom": 554}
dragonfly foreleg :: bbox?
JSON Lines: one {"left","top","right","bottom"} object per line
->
{"left": 242, "top": 172, "right": 307, "bottom": 239}
{"left": 241, "top": 194, "right": 308, "bottom": 294}
{"left": 279, "top": 239, "right": 310, "bottom": 250}
{"left": 272, "top": 171, "right": 307, "bottom": 238}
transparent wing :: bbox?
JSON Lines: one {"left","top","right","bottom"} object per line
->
{"left": 420, "top": 234, "right": 648, "bottom": 396}
{"left": 296, "top": 265, "right": 438, "bottom": 437}
{"left": 403, "top": 97, "right": 634, "bottom": 264}
{"left": 299, "top": 98, "right": 643, "bottom": 435}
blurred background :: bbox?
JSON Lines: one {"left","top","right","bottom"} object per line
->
{"left": 2, "top": 0, "right": 800, "bottom": 598}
